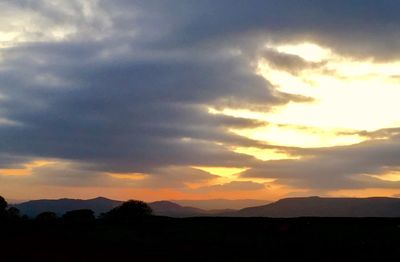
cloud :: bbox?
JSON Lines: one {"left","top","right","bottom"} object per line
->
{"left": 0, "top": 154, "right": 33, "bottom": 169}
{"left": 142, "top": 0, "right": 400, "bottom": 61}
{"left": 0, "top": 162, "right": 218, "bottom": 191}
{"left": 193, "top": 180, "right": 266, "bottom": 193}
{"left": 242, "top": 135, "right": 400, "bottom": 190}
{"left": 1, "top": 1, "right": 288, "bottom": 176}
{"left": 1, "top": 0, "right": 400, "bottom": 196}
{"left": 259, "top": 49, "right": 324, "bottom": 74}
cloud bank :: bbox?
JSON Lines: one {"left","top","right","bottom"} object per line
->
{"left": 1, "top": 0, "right": 400, "bottom": 199}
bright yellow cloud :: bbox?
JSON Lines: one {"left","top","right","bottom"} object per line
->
{"left": 109, "top": 173, "right": 147, "bottom": 180}
{"left": 231, "top": 124, "right": 364, "bottom": 148}
{"left": 191, "top": 166, "right": 275, "bottom": 187}
{"left": 192, "top": 166, "right": 247, "bottom": 177}
{"left": 258, "top": 44, "right": 400, "bottom": 131}
{"left": 233, "top": 147, "right": 299, "bottom": 161}
{"left": 210, "top": 42, "right": 400, "bottom": 153}
{"left": 270, "top": 42, "right": 331, "bottom": 62}
{"left": 0, "top": 31, "right": 19, "bottom": 48}
{"left": 370, "top": 172, "right": 400, "bottom": 182}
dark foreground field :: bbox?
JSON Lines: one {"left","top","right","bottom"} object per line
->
{"left": 2, "top": 217, "right": 400, "bottom": 261}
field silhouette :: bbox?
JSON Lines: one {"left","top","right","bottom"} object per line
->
{"left": 2, "top": 195, "right": 400, "bottom": 261}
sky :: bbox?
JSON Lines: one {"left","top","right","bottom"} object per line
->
{"left": 1, "top": 0, "right": 400, "bottom": 202}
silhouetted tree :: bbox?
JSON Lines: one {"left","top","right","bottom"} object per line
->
{"left": 62, "top": 209, "right": 95, "bottom": 223}
{"left": 0, "top": 196, "right": 7, "bottom": 219}
{"left": 36, "top": 211, "right": 58, "bottom": 222}
{"left": 102, "top": 200, "right": 152, "bottom": 221}
{"left": 0, "top": 196, "right": 7, "bottom": 212}
{"left": 7, "top": 207, "right": 20, "bottom": 220}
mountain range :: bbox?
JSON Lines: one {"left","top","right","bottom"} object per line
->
{"left": 231, "top": 196, "right": 400, "bottom": 217}
{"left": 174, "top": 199, "right": 269, "bottom": 210}
{"left": 12, "top": 196, "right": 400, "bottom": 218}
{"left": 14, "top": 197, "right": 121, "bottom": 217}
{"left": 13, "top": 197, "right": 229, "bottom": 217}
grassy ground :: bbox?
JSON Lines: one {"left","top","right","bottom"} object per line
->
{"left": 2, "top": 217, "right": 400, "bottom": 261}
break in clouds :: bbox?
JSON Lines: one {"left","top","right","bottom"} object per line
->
{"left": 1, "top": 0, "right": 400, "bottom": 196}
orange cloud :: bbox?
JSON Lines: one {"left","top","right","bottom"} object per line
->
{"left": 0, "top": 160, "right": 54, "bottom": 176}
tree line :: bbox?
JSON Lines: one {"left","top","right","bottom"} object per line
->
{"left": 0, "top": 195, "right": 153, "bottom": 223}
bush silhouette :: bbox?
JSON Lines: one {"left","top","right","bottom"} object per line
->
{"left": 7, "top": 207, "right": 20, "bottom": 220}
{"left": 0, "top": 196, "right": 7, "bottom": 219}
{"left": 62, "top": 209, "right": 95, "bottom": 223}
{"left": 0, "top": 196, "right": 7, "bottom": 212}
{"left": 102, "top": 200, "right": 152, "bottom": 221}
{"left": 36, "top": 212, "right": 58, "bottom": 222}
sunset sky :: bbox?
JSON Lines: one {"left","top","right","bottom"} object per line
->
{"left": 1, "top": 0, "right": 400, "bottom": 202}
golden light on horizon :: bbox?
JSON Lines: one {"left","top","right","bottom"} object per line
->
{"left": 370, "top": 172, "right": 400, "bottom": 182}
{"left": 109, "top": 173, "right": 147, "bottom": 180}
{"left": 192, "top": 166, "right": 247, "bottom": 177}
{"left": 0, "top": 160, "right": 54, "bottom": 176}
{"left": 330, "top": 188, "right": 400, "bottom": 199}
{"left": 192, "top": 166, "right": 247, "bottom": 185}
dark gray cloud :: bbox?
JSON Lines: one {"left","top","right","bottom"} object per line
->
{"left": 0, "top": 154, "right": 33, "bottom": 169}
{"left": 0, "top": 41, "right": 276, "bottom": 173}
{"left": 131, "top": 0, "right": 400, "bottom": 61}
{"left": 260, "top": 49, "right": 325, "bottom": 74}
{"left": 1, "top": 0, "right": 400, "bottom": 192}
{"left": 0, "top": 163, "right": 217, "bottom": 190}
{"left": 1, "top": 0, "right": 284, "bottom": 177}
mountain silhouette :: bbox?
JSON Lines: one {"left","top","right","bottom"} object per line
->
{"left": 14, "top": 196, "right": 400, "bottom": 218}
{"left": 174, "top": 199, "right": 270, "bottom": 210}
{"left": 149, "top": 201, "right": 206, "bottom": 217}
{"left": 230, "top": 196, "right": 400, "bottom": 217}
{"left": 14, "top": 197, "right": 122, "bottom": 217}
{"left": 14, "top": 197, "right": 213, "bottom": 217}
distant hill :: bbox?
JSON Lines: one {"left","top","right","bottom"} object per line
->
{"left": 230, "top": 196, "right": 400, "bottom": 217}
{"left": 173, "top": 199, "right": 270, "bottom": 210}
{"left": 14, "top": 196, "right": 400, "bottom": 218}
{"left": 14, "top": 197, "right": 122, "bottom": 217}
{"left": 13, "top": 197, "right": 218, "bottom": 218}
{"left": 149, "top": 201, "right": 206, "bottom": 217}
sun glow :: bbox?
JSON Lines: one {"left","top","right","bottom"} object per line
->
{"left": 259, "top": 62, "right": 400, "bottom": 131}
{"left": 232, "top": 124, "right": 365, "bottom": 148}
{"left": 271, "top": 42, "right": 331, "bottom": 62}
{"left": 109, "top": 173, "right": 147, "bottom": 180}
{"left": 233, "top": 147, "right": 299, "bottom": 161}
{"left": 192, "top": 166, "right": 247, "bottom": 177}
{"left": 190, "top": 166, "right": 275, "bottom": 187}
{"left": 210, "top": 42, "right": 400, "bottom": 155}
{"left": 371, "top": 172, "right": 400, "bottom": 182}
{"left": 0, "top": 32, "right": 19, "bottom": 48}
